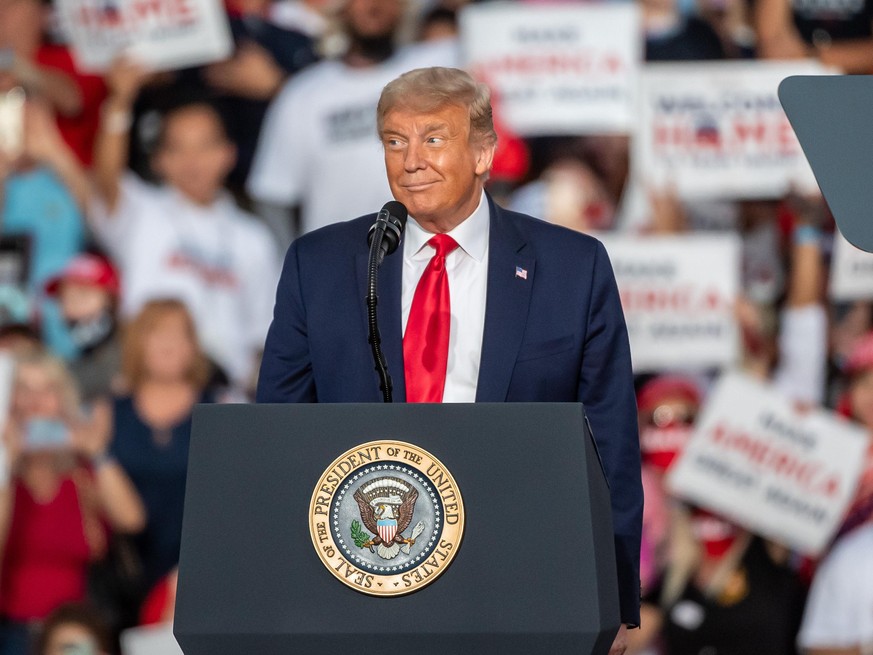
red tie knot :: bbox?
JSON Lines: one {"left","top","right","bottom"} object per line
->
{"left": 428, "top": 234, "right": 459, "bottom": 258}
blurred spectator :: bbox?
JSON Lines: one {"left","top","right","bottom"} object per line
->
{"left": 698, "top": 0, "right": 756, "bottom": 58}
{"left": 90, "top": 60, "right": 280, "bottom": 389}
{"left": 510, "top": 157, "right": 616, "bottom": 232}
{"left": 102, "top": 300, "right": 211, "bottom": 602}
{"left": 200, "top": 0, "right": 318, "bottom": 188}
{"left": 830, "top": 332, "right": 873, "bottom": 538}
{"left": 0, "top": 0, "right": 105, "bottom": 165}
{"left": 270, "top": 0, "right": 332, "bottom": 38}
{"left": 641, "top": 0, "right": 728, "bottom": 61}
{"left": 0, "top": 324, "right": 41, "bottom": 355}
{"left": 418, "top": 6, "right": 457, "bottom": 42}
{"left": 34, "top": 603, "right": 113, "bottom": 655}
{"left": 756, "top": 0, "right": 873, "bottom": 72}
{"left": 631, "top": 510, "right": 806, "bottom": 655}
{"left": 0, "top": 352, "right": 144, "bottom": 655}
{"left": 44, "top": 254, "right": 122, "bottom": 404}
{"left": 636, "top": 375, "right": 702, "bottom": 592}
{"left": 737, "top": 194, "right": 828, "bottom": 406}
{"left": 1, "top": 100, "right": 88, "bottom": 357}
{"left": 797, "top": 523, "right": 873, "bottom": 654}
{"left": 247, "top": 0, "right": 458, "bottom": 243}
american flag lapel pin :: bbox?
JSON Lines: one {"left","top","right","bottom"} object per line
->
{"left": 515, "top": 266, "right": 528, "bottom": 280}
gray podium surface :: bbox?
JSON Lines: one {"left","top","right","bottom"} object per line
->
{"left": 174, "top": 402, "right": 620, "bottom": 654}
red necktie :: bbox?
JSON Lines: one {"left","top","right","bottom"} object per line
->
{"left": 404, "top": 234, "right": 459, "bottom": 403}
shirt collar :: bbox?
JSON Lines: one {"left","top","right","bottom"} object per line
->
{"left": 405, "top": 191, "right": 489, "bottom": 262}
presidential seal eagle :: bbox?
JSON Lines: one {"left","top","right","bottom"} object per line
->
{"left": 353, "top": 477, "right": 422, "bottom": 560}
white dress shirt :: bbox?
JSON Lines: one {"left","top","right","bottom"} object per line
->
{"left": 401, "top": 191, "right": 489, "bottom": 403}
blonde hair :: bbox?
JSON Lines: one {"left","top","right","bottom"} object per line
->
{"left": 14, "top": 351, "right": 82, "bottom": 422}
{"left": 121, "top": 299, "right": 211, "bottom": 392}
{"left": 377, "top": 67, "right": 497, "bottom": 146}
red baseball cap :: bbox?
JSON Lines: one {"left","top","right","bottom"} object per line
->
{"left": 637, "top": 375, "right": 702, "bottom": 415}
{"left": 44, "top": 254, "right": 120, "bottom": 298}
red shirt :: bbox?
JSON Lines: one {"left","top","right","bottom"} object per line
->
{"left": 0, "top": 477, "right": 91, "bottom": 621}
{"left": 35, "top": 45, "right": 107, "bottom": 167}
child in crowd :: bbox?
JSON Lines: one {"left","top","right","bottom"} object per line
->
{"left": 89, "top": 59, "right": 280, "bottom": 393}
{"left": 45, "top": 254, "right": 123, "bottom": 404}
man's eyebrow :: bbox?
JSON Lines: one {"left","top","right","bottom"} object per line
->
{"left": 422, "top": 122, "right": 450, "bottom": 133}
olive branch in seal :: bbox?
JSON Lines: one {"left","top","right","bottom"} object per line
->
{"left": 350, "top": 520, "right": 370, "bottom": 548}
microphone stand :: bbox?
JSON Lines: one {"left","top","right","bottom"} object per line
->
{"left": 366, "top": 222, "right": 393, "bottom": 403}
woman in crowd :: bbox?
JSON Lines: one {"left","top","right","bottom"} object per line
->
{"left": 90, "top": 299, "right": 212, "bottom": 612}
{"left": 630, "top": 507, "right": 806, "bottom": 655}
{"left": 0, "top": 351, "right": 144, "bottom": 655}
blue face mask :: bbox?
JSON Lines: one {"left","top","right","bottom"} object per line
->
{"left": 59, "top": 641, "right": 99, "bottom": 655}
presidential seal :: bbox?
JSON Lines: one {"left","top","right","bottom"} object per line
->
{"left": 309, "top": 440, "right": 464, "bottom": 596}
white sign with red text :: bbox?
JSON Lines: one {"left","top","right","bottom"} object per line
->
{"left": 460, "top": 2, "right": 640, "bottom": 135}
{"left": 635, "top": 61, "right": 829, "bottom": 199}
{"left": 829, "top": 230, "right": 873, "bottom": 301}
{"left": 598, "top": 234, "right": 740, "bottom": 372}
{"left": 57, "top": 0, "right": 233, "bottom": 73}
{"left": 668, "top": 371, "right": 869, "bottom": 555}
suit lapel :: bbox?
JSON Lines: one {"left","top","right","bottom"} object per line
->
{"left": 476, "top": 197, "right": 535, "bottom": 402}
{"left": 356, "top": 249, "right": 406, "bottom": 402}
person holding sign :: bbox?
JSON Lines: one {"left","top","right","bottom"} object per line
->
{"left": 0, "top": 0, "right": 105, "bottom": 165}
{"left": 247, "top": 0, "right": 457, "bottom": 242}
{"left": 89, "top": 58, "right": 280, "bottom": 391}
{"left": 257, "top": 66, "right": 642, "bottom": 654}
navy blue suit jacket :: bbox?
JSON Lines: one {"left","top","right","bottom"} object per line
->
{"left": 257, "top": 195, "right": 642, "bottom": 625}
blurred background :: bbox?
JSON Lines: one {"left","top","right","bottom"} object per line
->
{"left": 0, "top": 0, "right": 871, "bottom": 652}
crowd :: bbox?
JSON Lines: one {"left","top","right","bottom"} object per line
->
{"left": 0, "top": 0, "right": 871, "bottom": 651}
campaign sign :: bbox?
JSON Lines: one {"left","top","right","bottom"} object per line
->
{"left": 460, "top": 2, "right": 640, "bottom": 135}
{"left": 599, "top": 234, "right": 740, "bottom": 372}
{"left": 829, "top": 230, "right": 873, "bottom": 301}
{"left": 635, "top": 61, "right": 828, "bottom": 199}
{"left": 57, "top": 0, "right": 233, "bottom": 73}
{"left": 668, "top": 371, "right": 869, "bottom": 555}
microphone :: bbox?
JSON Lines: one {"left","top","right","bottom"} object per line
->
{"left": 367, "top": 200, "right": 408, "bottom": 264}
{"left": 366, "top": 200, "right": 408, "bottom": 403}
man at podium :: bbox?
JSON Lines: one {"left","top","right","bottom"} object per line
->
{"left": 257, "top": 66, "right": 642, "bottom": 654}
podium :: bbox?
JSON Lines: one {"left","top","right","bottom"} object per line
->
{"left": 174, "top": 402, "right": 620, "bottom": 654}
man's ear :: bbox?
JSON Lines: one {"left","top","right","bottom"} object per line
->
{"left": 474, "top": 139, "right": 497, "bottom": 177}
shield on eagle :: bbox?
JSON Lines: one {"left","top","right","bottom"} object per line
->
{"left": 377, "top": 518, "right": 398, "bottom": 543}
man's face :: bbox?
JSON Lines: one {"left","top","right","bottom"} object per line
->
{"left": 381, "top": 103, "right": 495, "bottom": 231}
{"left": 58, "top": 282, "right": 111, "bottom": 323}
{"left": 344, "top": 0, "right": 403, "bottom": 40}
{"left": 152, "top": 107, "right": 235, "bottom": 205}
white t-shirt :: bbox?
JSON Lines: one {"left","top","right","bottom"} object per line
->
{"left": 247, "top": 39, "right": 458, "bottom": 235}
{"left": 798, "top": 523, "right": 873, "bottom": 653}
{"left": 90, "top": 175, "right": 281, "bottom": 386}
